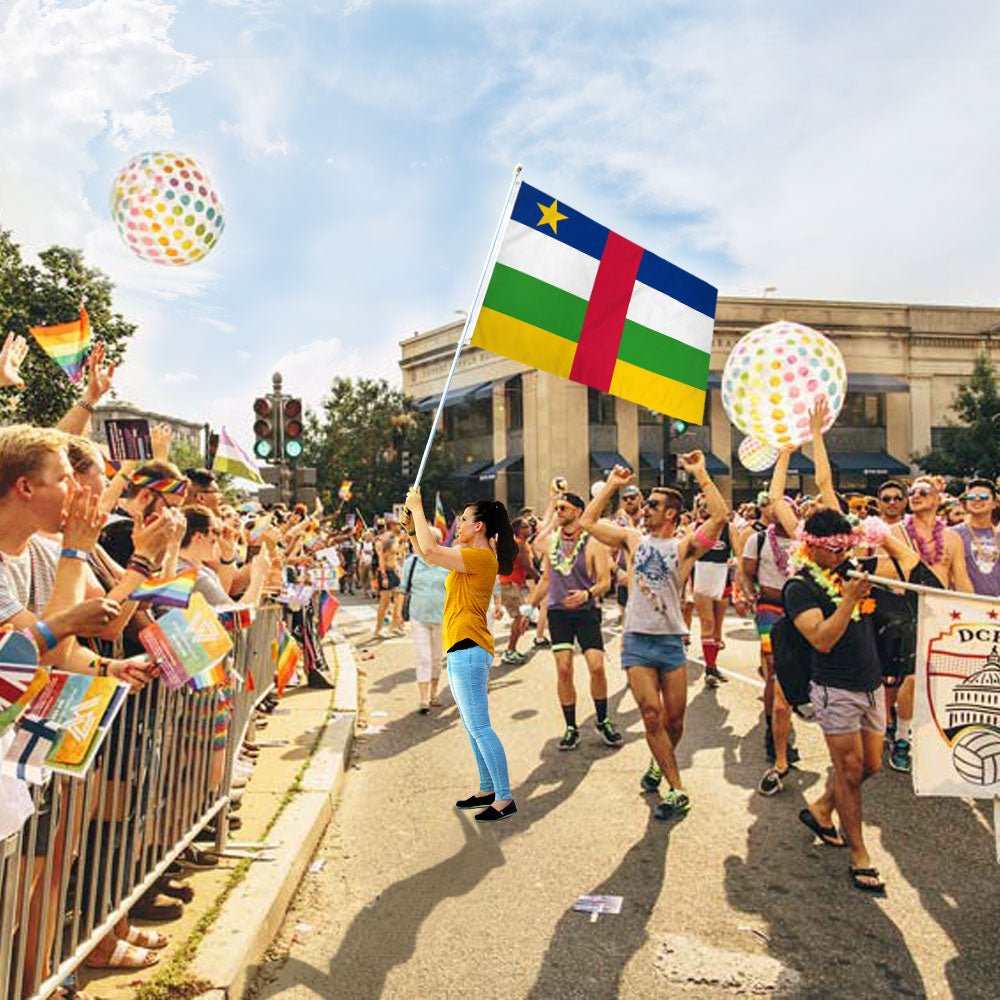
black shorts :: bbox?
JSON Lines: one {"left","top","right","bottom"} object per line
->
{"left": 616, "top": 585, "right": 628, "bottom": 608}
{"left": 377, "top": 569, "right": 400, "bottom": 592}
{"left": 548, "top": 608, "right": 604, "bottom": 653}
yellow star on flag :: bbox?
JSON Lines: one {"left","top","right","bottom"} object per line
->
{"left": 536, "top": 198, "right": 568, "bottom": 234}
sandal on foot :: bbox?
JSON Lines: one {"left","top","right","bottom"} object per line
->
{"left": 798, "top": 807, "right": 846, "bottom": 848}
{"left": 156, "top": 877, "right": 194, "bottom": 903}
{"left": 123, "top": 926, "right": 169, "bottom": 950}
{"left": 131, "top": 893, "right": 182, "bottom": 922}
{"left": 850, "top": 867, "right": 886, "bottom": 895}
{"left": 85, "top": 939, "right": 160, "bottom": 970}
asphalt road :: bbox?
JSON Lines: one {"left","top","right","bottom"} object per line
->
{"left": 248, "top": 598, "right": 999, "bottom": 1000}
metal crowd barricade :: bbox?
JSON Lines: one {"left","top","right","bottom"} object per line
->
{"left": 0, "top": 604, "right": 283, "bottom": 1000}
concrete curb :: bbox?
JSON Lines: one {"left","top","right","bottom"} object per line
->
{"left": 191, "top": 644, "right": 357, "bottom": 1000}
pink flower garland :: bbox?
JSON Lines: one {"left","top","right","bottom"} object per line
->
{"left": 767, "top": 524, "right": 791, "bottom": 578}
{"left": 904, "top": 514, "right": 945, "bottom": 565}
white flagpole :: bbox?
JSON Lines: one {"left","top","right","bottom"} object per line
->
{"left": 846, "top": 571, "right": 1000, "bottom": 606}
{"left": 411, "top": 164, "right": 523, "bottom": 490}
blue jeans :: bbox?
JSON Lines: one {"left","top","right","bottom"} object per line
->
{"left": 447, "top": 644, "right": 511, "bottom": 800}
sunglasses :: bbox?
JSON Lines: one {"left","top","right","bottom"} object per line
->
{"left": 908, "top": 486, "right": 934, "bottom": 498}
{"left": 554, "top": 504, "right": 577, "bottom": 513}
{"left": 964, "top": 491, "right": 993, "bottom": 502}
{"left": 642, "top": 498, "right": 664, "bottom": 510}
{"left": 879, "top": 494, "right": 905, "bottom": 503}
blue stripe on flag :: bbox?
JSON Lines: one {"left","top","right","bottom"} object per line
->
{"left": 636, "top": 252, "right": 718, "bottom": 320}
{"left": 511, "top": 182, "right": 717, "bottom": 320}
{"left": 511, "top": 183, "right": 609, "bottom": 261}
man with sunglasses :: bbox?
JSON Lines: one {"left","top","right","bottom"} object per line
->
{"left": 528, "top": 491, "right": 621, "bottom": 750}
{"left": 876, "top": 481, "right": 907, "bottom": 527}
{"left": 582, "top": 453, "right": 727, "bottom": 820}
{"left": 883, "top": 476, "right": 972, "bottom": 772}
{"left": 954, "top": 480, "right": 1000, "bottom": 597}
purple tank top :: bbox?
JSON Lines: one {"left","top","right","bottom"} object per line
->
{"left": 954, "top": 523, "right": 1000, "bottom": 597}
{"left": 548, "top": 532, "right": 596, "bottom": 610}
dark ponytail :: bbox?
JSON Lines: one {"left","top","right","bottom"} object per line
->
{"left": 469, "top": 498, "right": 518, "bottom": 575}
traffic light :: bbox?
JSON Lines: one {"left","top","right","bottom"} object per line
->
{"left": 672, "top": 419, "right": 688, "bottom": 435}
{"left": 253, "top": 397, "right": 276, "bottom": 460}
{"left": 401, "top": 449, "right": 411, "bottom": 479}
{"left": 207, "top": 431, "right": 219, "bottom": 466}
{"left": 283, "top": 398, "right": 303, "bottom": 460}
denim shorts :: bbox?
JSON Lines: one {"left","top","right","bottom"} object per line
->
{"left": 809, "top": 682, "right": 886, "bottom": 736}
{"left": 621, "top": 632, "right": 687, "bottom": 672}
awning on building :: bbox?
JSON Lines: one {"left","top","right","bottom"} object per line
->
{"left": 846, "top": 374, "right": 908, "bottom": 393}
{"left": 707, "top": 371, "right": 723, "bottom": 389}
{"left": 829, "top": 451, "right": 909, "bottom": 476}
{"left": 640, "top": 451, "right": 658, "bottom": 470}
{"left": 704, "top": 452, "right": 730, "bottom": 476}
{"left": 477, "top": 454, "right": 523, "bottom": 481}
{"left": 450, "top": 460, "right": 493, "bottom": 482}
{"left": 591, "top": 451, "right": 630, "bottom": 474}
{"left": 787, "top": 452, "right": 815, "bottom": 475}
{"left": 413, "top": 380, "right": 493, "bottom": 412}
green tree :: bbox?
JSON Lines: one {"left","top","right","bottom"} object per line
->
{"left": 912, "top": 351, "right": 1000, "bottom": 479}
{"left": 0, "top": 229, "right": 137, "bottom": 427}
{"left": 304, "top": 377, "right": 456, "bottom": 520}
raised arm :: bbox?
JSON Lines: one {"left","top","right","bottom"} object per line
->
{"left": 768, "top": 448, "right": 801, "bottom": 537}
{"left": 56, "top": 342, "right": 115, "bottom": 437}
{"left": 677, "top": 451, "right": 728, "bottom": 562}
{"left": 810, "top": 397, "right": 840, "bottom": 513}
{"left": 581, "top": 465, "right": 639, "bottom": 554}
{"left": 404, "top": 487, "right": 467, "bottom": 573}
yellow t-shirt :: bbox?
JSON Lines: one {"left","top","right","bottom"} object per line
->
{"left": 442, "top": 547, "right": 499, "bottom": 655}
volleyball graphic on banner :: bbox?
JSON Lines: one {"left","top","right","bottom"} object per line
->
{"left": 952, "top": 729, "right": 1000, "bottom": 786}
{"left": 110, "top": 151, "right": 225, "bottom": 266}
{"left": 737, "top": 436, "right": 779, "bottom": 473}
{"left": 721, "top": 321, "right": 846, "bottom": 448}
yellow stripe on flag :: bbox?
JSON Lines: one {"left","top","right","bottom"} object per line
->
{"left": 471, "top": 307, "right": 576, "bottom": 380}
{"left": 610, "top": 359, "right": 707, "bottom": 425}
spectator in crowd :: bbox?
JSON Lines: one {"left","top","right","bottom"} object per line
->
{"left": 400, "top": 526, "right": 450, "bottom": 713}
{"left": 183, "top": 468, "right": 223, "bottom": 514}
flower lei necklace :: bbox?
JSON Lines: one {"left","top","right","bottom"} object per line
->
{"left": 792, "top": 547, "right": 876, "bottom": 620}
{"left": 766, "top": 524, "right": 791, "bottom": 578}
{"left": 550, "top": 530, "right": 587, "bottom": 575}
{"left": 904, "top": 514, "right": 945, "bottom": 566}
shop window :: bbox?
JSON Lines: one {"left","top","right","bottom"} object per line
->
{"left": 588, "top": 388, "right": 616, "bottom": 426}
{"left": 839, "top": 392, "right": 884, "bottom": 428}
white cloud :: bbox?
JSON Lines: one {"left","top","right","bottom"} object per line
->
{"left": 202, "top": 317, "right": 238, "bottom": 334}
{"left": 342, "top": 0, "right": 371, "bottom": 15}
{"left": 161, "top": 370, "right": 198, "bottom": 384}
{"left": 236, "top": 349, "right": 251, "bottom": 362}
{"left": 483, "top": 3, "right": 1000, "bottom": 305}
{"left": 0, "top": 0, "right": 204, "bottom": 258}
{"left": 216, "top": 55, "right": 294, "bottom": 157}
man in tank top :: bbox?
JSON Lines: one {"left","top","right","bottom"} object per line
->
{"left": 582, "top": 452, "right": 728, "bottom": 820}
{"left": 528, "top": 491, "right": 622, "bottom": 751}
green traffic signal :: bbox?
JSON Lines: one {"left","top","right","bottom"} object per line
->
{"left": 254, "top": 438, "right": 273, "bottom": 459}
{"left": 284, "top": 439, "right": 303, "bottom": 460}
{"left": 672, "top": 420, "right": 688, "bottom": 435}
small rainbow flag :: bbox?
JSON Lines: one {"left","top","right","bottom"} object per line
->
{"left": 272, "top": 624, "right": 302, "bottom": 698}
{"left": 30, "top": 306, "right": 92, "bottom": 383}
{"left": 434, "top": 492, "right": 448, "bottom": 535}
{"left": 128, "top": 568, "right": 197, "bottom": 608}
{"left": 317, "top": 590, "right": 339, "bottom": 639}
{"left": 189, "top": 660, "right": 229, "bottom": 691}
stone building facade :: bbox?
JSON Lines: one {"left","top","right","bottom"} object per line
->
{"left": 399, "top": 296, "right": 1000, "bottom": 509}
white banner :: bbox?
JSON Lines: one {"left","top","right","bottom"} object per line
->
{"left": 913, "top": 590, "right": 1000, "bottom": 798}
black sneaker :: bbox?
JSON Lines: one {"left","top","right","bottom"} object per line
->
{"left": 705, "top": 667, "right": 728, "bottom": 684}
{"left": 533, "top": 637, "right": 551, "bottom": 649}
{"left": 558, "top": 725, "right": 580, "bottom": 750}
{"left": 653, "top": 789, "right": 690, "bottom": 820}
{"left": 640, "top": 759, "right": 663, "bottom": 794}
{"left": 596, "top": 718, "right": 623, "bottom": 747}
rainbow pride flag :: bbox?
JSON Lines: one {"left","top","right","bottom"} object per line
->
{"left": 434, "top": 492, "right": 448, "bottom": 535}
{"left": 317, "top": 590, "right": 339, "bottom": 639}
{"left": 273, "top": 624, "right": 302, "bottom": 698}
{"left": 128, "top": 568, "right": 197, "bottom": 608}
{"left": 30, "top": 306, "right": 92, "bottom": 383}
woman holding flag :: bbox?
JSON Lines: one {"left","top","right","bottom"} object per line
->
{"left": 403, "top": 488, "right": 519, "bottom": 821}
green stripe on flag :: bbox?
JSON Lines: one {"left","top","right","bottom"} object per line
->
{"left": 481, "top": 264, "right": 586, "bottom": 343}
{"left": 618, "top": 320, "right": 710, "bottom": 391}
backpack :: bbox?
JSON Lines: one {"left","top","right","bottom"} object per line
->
{"left": 773, "top": 575, "right": 825, "bottom": 717}
{"left": 871, "top": 557, "right": 942, "bottom": 682}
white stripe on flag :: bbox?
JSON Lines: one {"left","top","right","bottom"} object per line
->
{"left": 495, "top": 220, "right": 599, "bottom": 302}
{"left": 626, "top": 281, "right": 715, "bottom": 354}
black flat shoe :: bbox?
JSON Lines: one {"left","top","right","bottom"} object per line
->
{"left": 455, "top": 792, "right": 495, "bottom": 810}
{"left": 475, "top": 801, "right": 517, "bottom": 822}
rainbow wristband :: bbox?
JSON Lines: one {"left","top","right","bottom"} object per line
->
{"left": 35, "top": 620, "right": 57, "bottom": 652}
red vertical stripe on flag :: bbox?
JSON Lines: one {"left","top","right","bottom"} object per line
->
{"left": 569, "top": 233, "right": 644, "bottom": 392}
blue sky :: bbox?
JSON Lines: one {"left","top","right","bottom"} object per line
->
{"left": 2, "top": 0, "right": 1000, "bottom": 446}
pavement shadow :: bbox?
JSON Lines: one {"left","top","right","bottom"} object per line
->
{"left": 867, "top": 778, "right": 1000, "bottom": 999}
{"left": 723, "top": 749, "right": 927, "bottom": 996}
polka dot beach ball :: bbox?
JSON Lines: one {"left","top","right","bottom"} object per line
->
{"left": 721, "top": 321, "right": 846, "bottom": 449}
{"left": 110, "top": 151, "right": 225, "bottom": 266}
{"left": 737, "top": 435, "right": 779, "bottom": 473}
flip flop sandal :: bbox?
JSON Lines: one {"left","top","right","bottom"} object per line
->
{"left": 123, "top": 926, "right": 169, "bottom": 950}
{"left": 85, "top": 939, "right": 160, "bottom": 970}
{"left": 850, "top": 867, "right": 887, "bottom": 896}
{"left": 156, "top": 878, "right": 194, "bottom": 903}
{"left": 130, "top": 893, "right": 183, "bottom": 922}
{"left": 798, "top": 807, "right": 846, "bottom": 848}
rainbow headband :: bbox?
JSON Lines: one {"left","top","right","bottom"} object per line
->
{"left": 130, "top": 473, "right": 188, "bottom": 496}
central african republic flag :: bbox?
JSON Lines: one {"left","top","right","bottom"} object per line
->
{"left": 470, "top": 181, "right": 717, "bottom": 425}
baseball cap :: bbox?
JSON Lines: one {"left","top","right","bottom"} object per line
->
{"left": 622, "top": 485, "right": 640, "bottom": 497}
{"left": 560, "top": 492, "right": 586, "bottom": 511}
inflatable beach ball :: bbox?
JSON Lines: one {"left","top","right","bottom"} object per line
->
{"left": 721, "top": 321, "right": 846, "bottom": 449}
{"left": 110, "top": 151, "right": 224, "bottom": 266}
{"left": 737, "top": 436, "right": 779, "bottom": 473}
